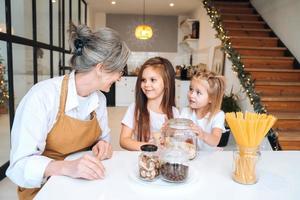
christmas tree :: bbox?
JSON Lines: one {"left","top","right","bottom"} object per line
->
{"left": 0, "top": 52, "right": 9, "bottom": 114}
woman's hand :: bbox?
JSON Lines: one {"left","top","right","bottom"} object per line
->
{"left": 92, "top": 140, "right": 113, "bottom": 160}
{"left": 45, "top": 154, "right": 106, "bottom": 180}
{"left": 64, "top": 154, "right": 105, "bottom": 180}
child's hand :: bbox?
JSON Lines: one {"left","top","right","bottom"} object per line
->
{"left": 160, "top": 122, "right": 168, "bottom": 135}
{"left": 160, "top": 116, "right": 169, "bottom": 134}
{"left": 190, "top": 123, "right": 205, "bottom": 140}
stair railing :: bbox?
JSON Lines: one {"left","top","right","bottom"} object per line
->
{"left": 202, "top": 0, "right": 280, "bottom": 150}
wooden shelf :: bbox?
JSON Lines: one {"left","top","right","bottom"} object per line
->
{"left": 179, "top": 18, "right": 199, "bottom": 39}
{"left": 180, "top": 18, "right": 198, "bottom": 27}
{"left": 179, "top": 18, "right": 199, "bottom": 52}
{"left": 183, "top": 38, "right": 198, "bottom": 41}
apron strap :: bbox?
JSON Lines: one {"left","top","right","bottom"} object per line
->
{"left": 58, "top": 74, "right": 69, "bottom": 114}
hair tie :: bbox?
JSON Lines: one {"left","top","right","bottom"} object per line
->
{"left": 74, "top": 38, "right": 88, "bottom": 56}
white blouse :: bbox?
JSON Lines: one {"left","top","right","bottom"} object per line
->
{"left": 6, "top": 71, "right": 110, "bottom": 188}
{"left": 122, "top": 102, "right": 180, "bottom": 139}
{"left": 180, "top": 107, "right": 225, "bottom": 151}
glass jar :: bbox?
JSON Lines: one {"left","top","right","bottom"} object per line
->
{"left": 138, "top": 144, "right": 160, "bottom": 181}
{"left": 160, "top": 147, "right": 189, "bottom": 183}
{"left": 232, "top": 145, "right": 261, "bottom": 185}
{"left": 163, "top": 118, "right": 197, "bottom": 160}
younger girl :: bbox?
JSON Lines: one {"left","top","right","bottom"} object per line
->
{"left": 181, "top": 69, "right": 226, "bottom": 150}
{"left": 120, "top": 57, "right": 180, "bottom": 150}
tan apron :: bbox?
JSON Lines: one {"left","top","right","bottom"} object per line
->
{"left": 17, "top": 74, "right": 101, "bottom": 200}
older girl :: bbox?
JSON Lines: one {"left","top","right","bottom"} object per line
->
{"left": 120, "top": 57, "right": 180, "bottom": 150}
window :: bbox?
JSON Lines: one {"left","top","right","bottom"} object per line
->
{"left": 0, "top": 0, "right": 88, "bottom": 179}
{"left": 36, "top": 1, "right": 50, "bottom": 44}
{"left": 11, "top": 0, "right": 33, "bottom": 39}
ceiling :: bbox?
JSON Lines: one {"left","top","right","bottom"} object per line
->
{"left": 85, "top": 0, "right": 202, "bottom": 15}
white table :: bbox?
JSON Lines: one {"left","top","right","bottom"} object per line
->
{"left": 35, "top": 151, "right": 300, "bottom": 200}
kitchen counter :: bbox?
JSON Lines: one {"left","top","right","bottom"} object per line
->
{"left": 35, "top": 150, "right": 300, "bottom": 200}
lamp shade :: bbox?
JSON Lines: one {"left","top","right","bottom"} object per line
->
{"left": 135, "top": 24, "right": 153, "bottom": 40}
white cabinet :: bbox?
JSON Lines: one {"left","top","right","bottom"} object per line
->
{"left": 175, "top": 79, "right": 190, "bottom": 109}
{"left": 115, "top": 76, "right": 137, "bottom": 106}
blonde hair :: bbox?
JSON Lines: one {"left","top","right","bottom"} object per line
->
{"left": 191, "top": 69, "right": 225, "bottom": 121}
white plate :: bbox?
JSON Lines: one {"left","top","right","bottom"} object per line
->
{"left": 128, "top": 165, "right": 198, "bottom": 187}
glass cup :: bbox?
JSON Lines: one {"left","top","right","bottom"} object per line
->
{"left": 232, "top": 145, "right": 260, "bottom": 185}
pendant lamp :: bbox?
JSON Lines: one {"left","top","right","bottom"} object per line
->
{"left": 135, "top": 0, "right": 153, "bottom": 40}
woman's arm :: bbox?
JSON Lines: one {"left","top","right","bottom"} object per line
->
{"left": 119, "top": 124, "right": 148, "bottom": 151}
{"left": 6, "top": 87, "right": 54, "bottom": 188}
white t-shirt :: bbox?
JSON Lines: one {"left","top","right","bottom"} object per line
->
{"left": 6, "top": 71, "right": 110, "bottom": 188}
{"left": 122, "top": 102, "right": 180, "bottom": 140}
{"left": 180, "top": 107, "right": 225, "bottom": 151}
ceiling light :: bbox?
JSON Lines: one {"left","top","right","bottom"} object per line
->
{"left": 135, "top": 25, "right": 153, "bottom": 40}
{"left": 135, "top": 0, "right": 153, "bottom": 40}
{"left": 52, "top": 0, "right": 56, "bottom": 3}
{"left": 111, "top": 1, "right": 116, "bottom": 5}
{"left": 169, "top": 3, "right": 174, "bottom": 7}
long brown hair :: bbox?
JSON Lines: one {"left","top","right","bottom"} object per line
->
{"left": 134, "top": 57, "right": 176, "bottom": 142}
{"left": 191, "top": 69, "right": 225, "bottom": 121}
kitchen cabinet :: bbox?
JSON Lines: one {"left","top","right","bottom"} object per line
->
{"left": 115, "top": 76, "right": 137, "bottom": 106}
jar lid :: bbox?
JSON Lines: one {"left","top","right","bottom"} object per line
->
{"left": 140, "top": 144, "right": 158, "bottom": 152}
{"left": 167, "top": 118, "right": 193, "bottom": 129}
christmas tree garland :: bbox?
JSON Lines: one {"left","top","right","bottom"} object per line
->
{"left": 202, "top": 0, "right": 279, "bottom": 150}
{"left": 0, "top": 53, "right": 9, "bottom": 110}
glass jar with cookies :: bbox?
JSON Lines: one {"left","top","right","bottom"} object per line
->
{"left": 162, "top": 118, "right": 197, "bottom": 160}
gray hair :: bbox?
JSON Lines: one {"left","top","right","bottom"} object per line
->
{"left": 69, "top": 24, "right": 130, "bottom": 73}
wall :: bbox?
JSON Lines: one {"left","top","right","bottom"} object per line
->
{"left": 87, "top": 7, "right": 93, "bottom": 28}
{"left": 224, "top": 57, "right": 254, "bottom": 112}
{"left": 94, "top": 12, "right": 106, "bottom": 29}
{"left": 126, "top": 52, "right": 179, "bottom": 74}
{"left": 90, "top": 12, "right": 193, "bottom": 71}
{"left": 190, "top": 3, "right": 221, "bottom": 68}
{"left": 251, "top": 0, "right": 300, "bottom": 62}
{"left": 106, "top": 14, "right": 178, "bottom": 52}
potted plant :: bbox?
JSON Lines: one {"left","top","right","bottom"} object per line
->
{"left": 218, "top": 89, "right": 241, "bottom": 147}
